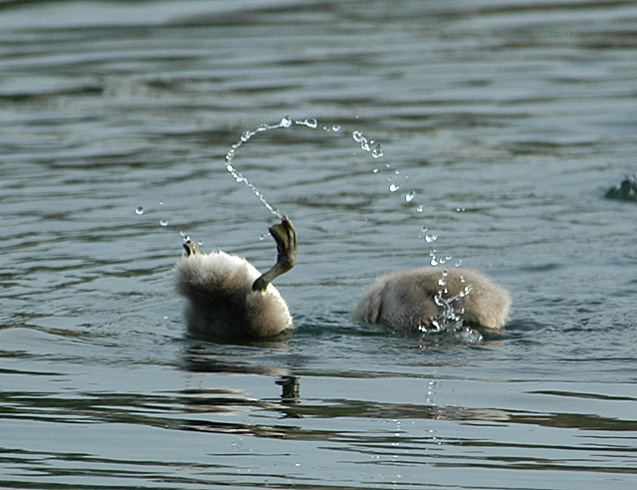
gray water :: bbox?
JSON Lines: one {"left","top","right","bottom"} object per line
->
{"left": 1, "top": 1, "right": 636, "bottom": 489}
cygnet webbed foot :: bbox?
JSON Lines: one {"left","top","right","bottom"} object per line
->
{"left": 175, "top": 220, "right": 295, "bottom": 339}
{"left": 252, "top": 216, "right": 297, "bottom": 291}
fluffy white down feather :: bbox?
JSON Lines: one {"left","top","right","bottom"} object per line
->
{"left": 175, "top": 250, "right": 292, "bottom": 339}
{"left": 352, "top": 267, "right": 510, "bottom": 331}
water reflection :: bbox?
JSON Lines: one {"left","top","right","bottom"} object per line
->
{"left": 4, "top": 378, "right": 635, "bottom": 435}
{"left": 276, "top": 375, "right": 300, "bottom": 404}
{"left": 181, "top": 340, "right": 295, "bottom": 376}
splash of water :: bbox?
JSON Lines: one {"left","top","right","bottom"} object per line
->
{"left": 430, "top": 276, "right": 473, "bottom": 332}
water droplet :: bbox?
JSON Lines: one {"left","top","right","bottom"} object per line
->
{"left": 425, "top": 234, "right": 437, "bottom": 243}
{"left": 431, "top": 318, "right": 443, "bottom": 331}
{"left": 438, "top": 278, "right": 446, "bottom": 287}
{"left": 430, "top": 257, "right": 438, "bottom": 266}
{"left": 304, "top": 118, "right": 318, "bottom": 129}
{"left": 434, "top": 292, "right": 444, "bottom": 306}
{"left": 372, "top": 144, "right": 383, "bottom": 158}
{"left": 225, "top": 148, "right": 235, "bottom": 162}
{"left": 159, "top": 201, "right": 164, "bottom": 206}
{"left": 241, "top": 131, "right": 251, "bottom": 142}
{"left": 352, "top": 130, "right": 364, "bottom": 143}
{"left": 280, "top": 115, "right": 292, "bottom": 128}
{"left": 159, "top": 219, "right": 168, "bottom": 227}
{"left": 456, "top": 207, "right": 466, "bottom": 212}
{"left": 416, "top": 205, "right": 424, "bottom": 213}
{"left": 394, "top": 169, "right": 400, "bottom": 175}
{"left": 405, "top": 191, "right": 416, "bottom": 202}
{"left": 389, "top": 183, "right": 400, "bottom": 192}
{"left": 372, "top": 168, "right": 379, "bottom": 174}
{"left": 331, "top": 124, "right": 341, "bottom": 132}
{"left": 135, "top": 206, "right": 144, "bottom": 215}
{"left": 421, "top": 226, "right": 428, "bottom": 233}
{"left": 455, "top": 259, "right": 463, "bottom": 267}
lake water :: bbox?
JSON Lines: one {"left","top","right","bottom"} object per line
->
{"left": 1, "top": 1, "right": 636, "bottom": 488}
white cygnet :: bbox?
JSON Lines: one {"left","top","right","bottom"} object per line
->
{"left": 175, "top": 216, "right": 297, "bottom": 340}
{"left": 353, "top": 267, "right": 510, "bottom": 331}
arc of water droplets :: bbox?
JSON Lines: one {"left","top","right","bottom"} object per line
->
{"left": 351, "top": 128, "right": 466, "bottom": 268}
{"left": 224, "top": 116, "right": 340, "bottom": 219}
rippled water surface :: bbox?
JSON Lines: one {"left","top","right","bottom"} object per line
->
{"left": 1, "top": 1, "right": 636, "bottom": 488}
